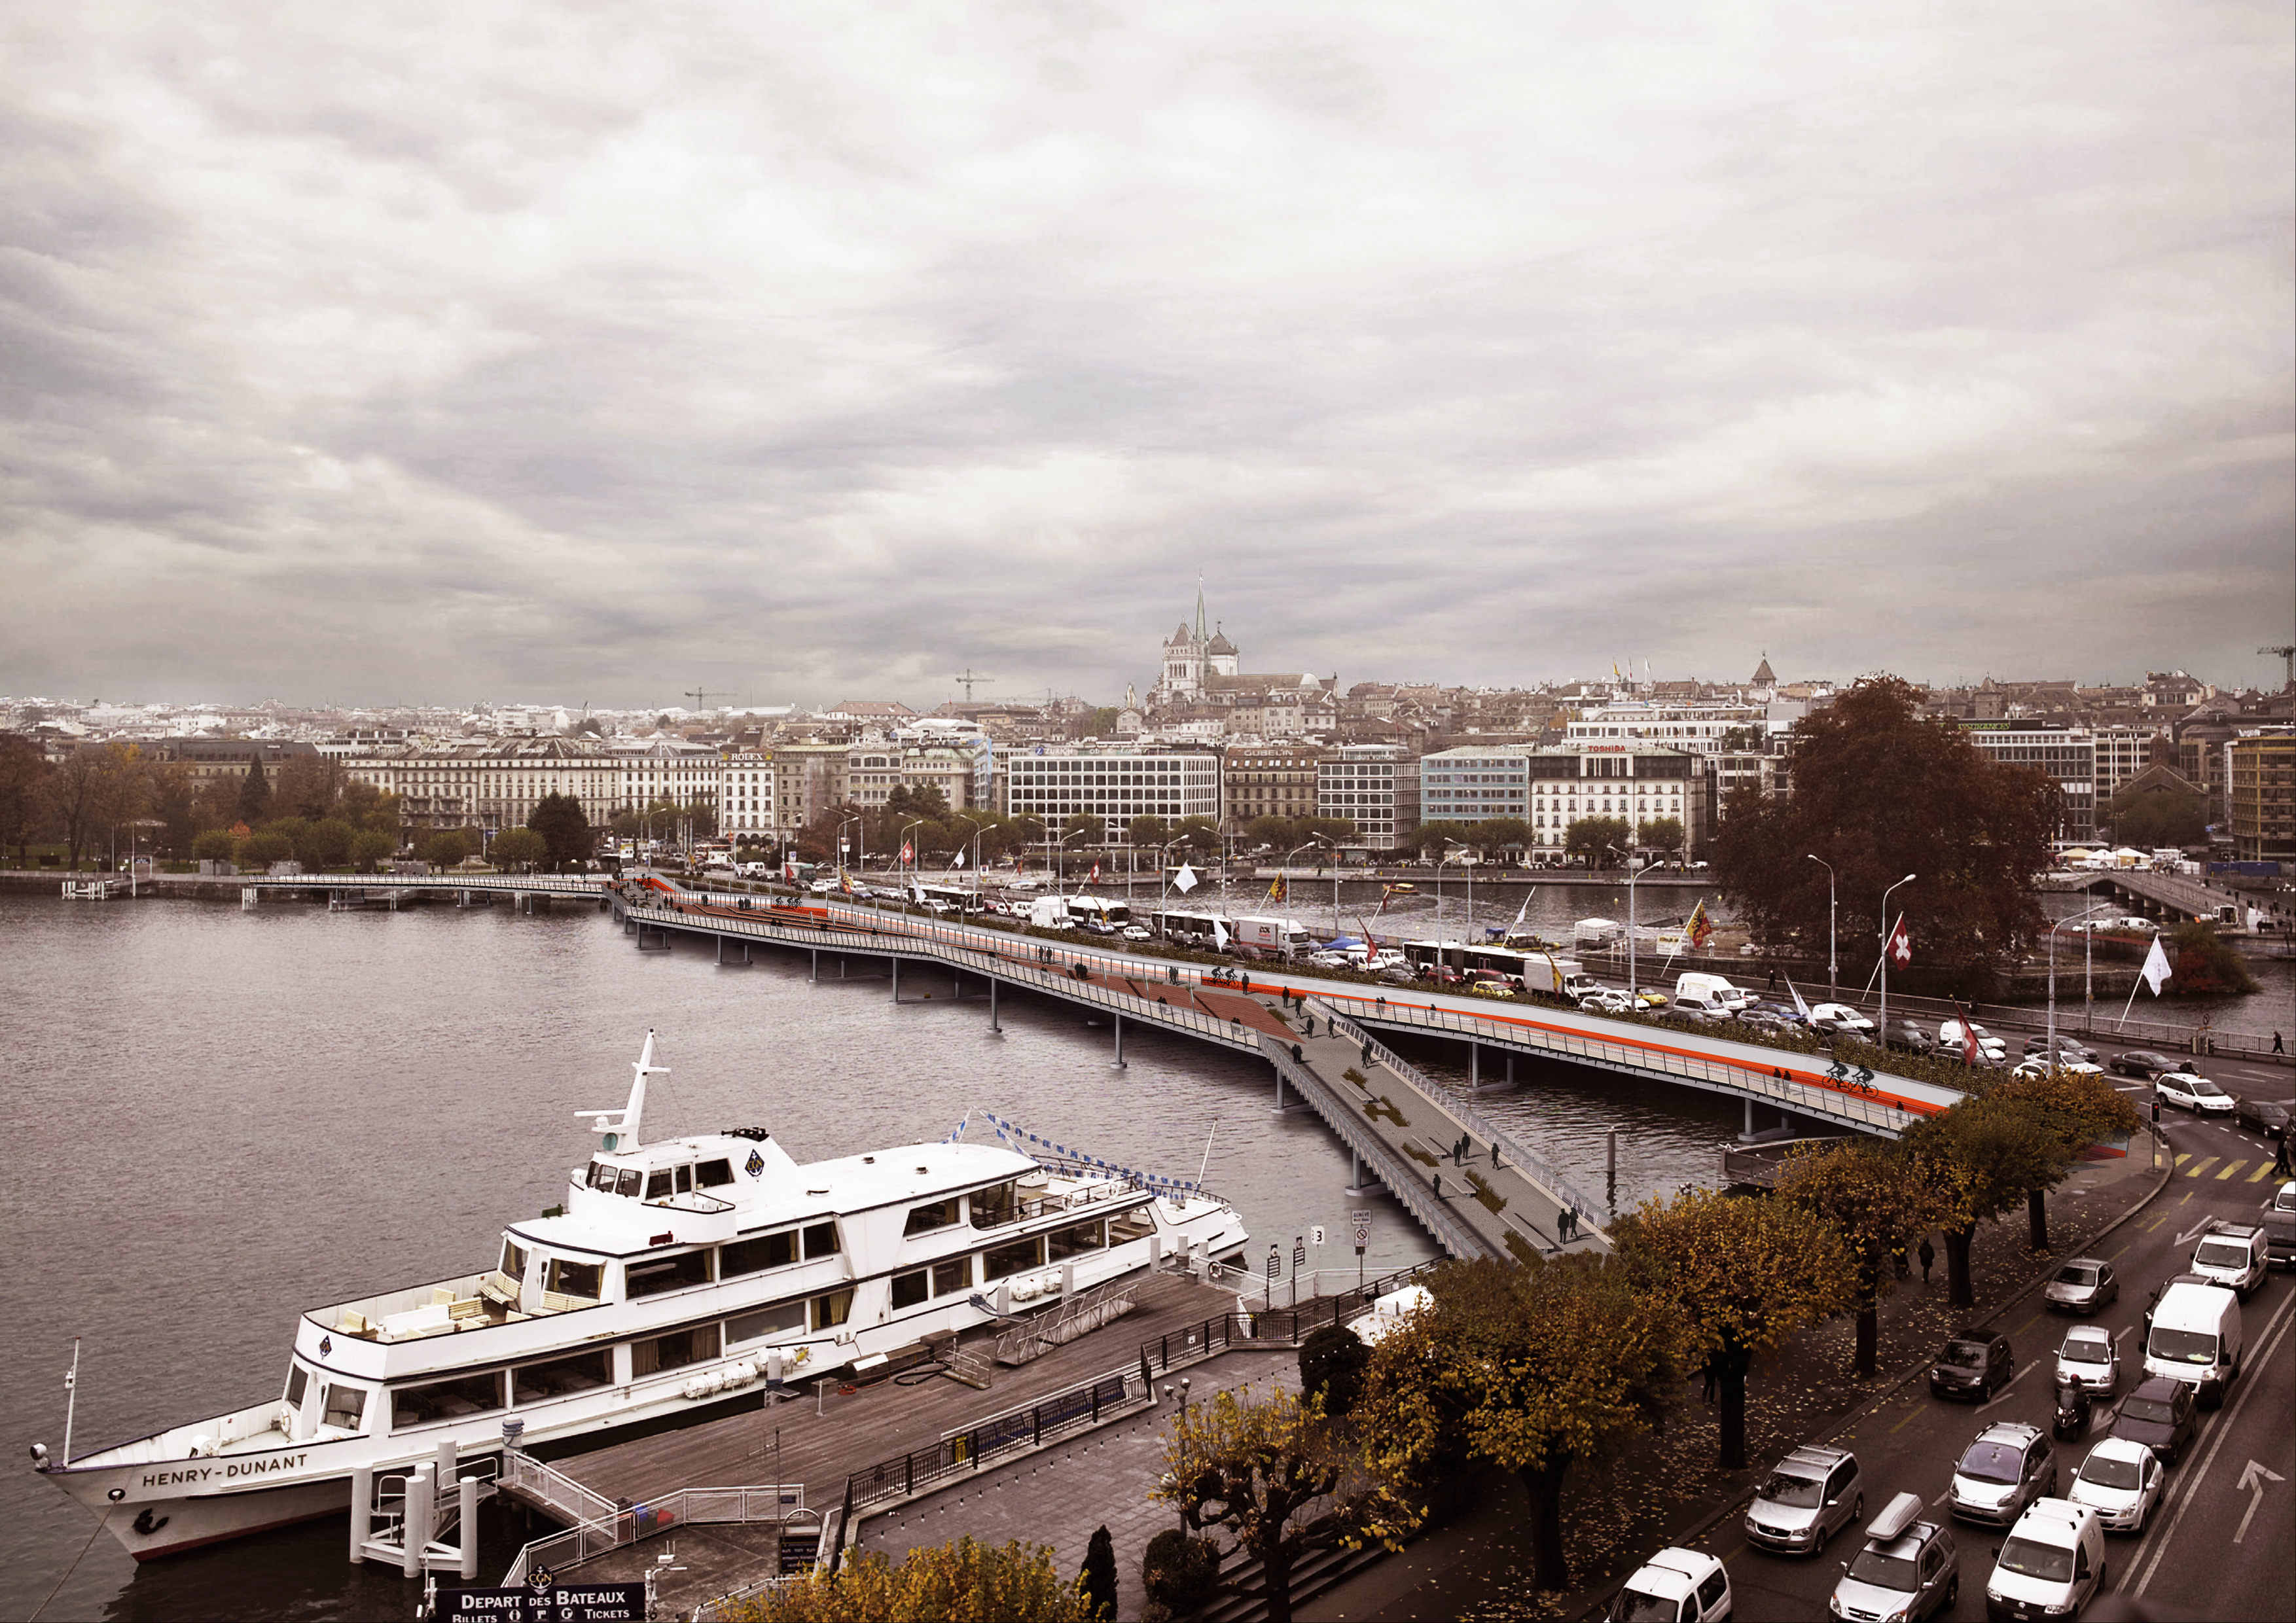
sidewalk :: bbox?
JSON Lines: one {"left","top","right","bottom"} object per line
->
{"left": 1298, "top": 1135, "right": 2168, "bottom": 1622}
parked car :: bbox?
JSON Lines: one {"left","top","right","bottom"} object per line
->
{"left": 1984, "top": 1499, "right": 2106, "bottom": 1621}
{"left": 2109, "top": 1377, "right": 2197, "bottom": 1465}
{"left": 1948, "top": 1421, "right": 2056, "bottom": 1525}
{"left": 1931, "top": 1329, "right": 2015, "bottom": 1402}
{"left": 2054, "top": 1325, "right": 2120, "bottom": 1397}
{"left": 1606, "top": 1547, "right": 1732, "bottom": 1623}
{"left": 2109, "top": 1050, "right": 2177, "bottom": 1078}
{"left": 2043, "top": 1257, "right": 2119, "bottom": 1315}
{"left": 2233, "top": 1096, "right": 2295, "bottom": 1139}
{"left": 2155, "top": 1073, "right": 2235, "bottom": 1114}
{"left": 1744, "top": 1444, "right": 1863, "bottom": 1555}
{"left": 1827, "top": 1491, "right": 1958, "bottom": 1622}
{"left": 2066, "top": 1437, "right": 2164, "bottom": 1533}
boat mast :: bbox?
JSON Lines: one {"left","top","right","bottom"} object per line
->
{"left": 577, "top": 1030, "right": 669, "bottom": 1152}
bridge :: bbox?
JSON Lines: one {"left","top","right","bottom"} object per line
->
{"left": 2041, "top": 865, "right": 2267, "bottom": 928}
{"left": 607, "top": 881, "right": 1967, "bottom": 1243}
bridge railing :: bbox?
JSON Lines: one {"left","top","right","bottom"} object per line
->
{"left": 1348, "top": 999, "right": 1923, "bottom": 1139}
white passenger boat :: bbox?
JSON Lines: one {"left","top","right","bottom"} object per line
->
{"left": 37, "top": 1033, "right": 1248, "bottom": 1560}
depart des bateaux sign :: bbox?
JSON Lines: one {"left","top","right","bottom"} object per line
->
{"left": 428, "top": 1581, "right": 647, "bottom": 1623}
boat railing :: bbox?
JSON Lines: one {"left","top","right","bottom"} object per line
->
{"left": 969, "top": 1173, "right": 1148, "bottom": 1230}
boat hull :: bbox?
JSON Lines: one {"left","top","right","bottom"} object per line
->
{"left": 52, "top": 1469, "right": 353, "bottom": 1561}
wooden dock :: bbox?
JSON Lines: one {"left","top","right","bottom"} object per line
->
{"left": 535, "top": 1270, "right": 1244, "bottom": 1516}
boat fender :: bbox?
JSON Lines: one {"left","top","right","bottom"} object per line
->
{"left": 189, "top": 1435, "right": 215, "bottom": 1459}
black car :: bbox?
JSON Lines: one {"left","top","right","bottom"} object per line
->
{"left": 2111, "top": 1050, "right": 2177, "bottom": 1078}
{"left": 1929, "top": 1329, "right": 2014, "bottom": 1402}
{"left": 1893, "top": 1020, "right": 1937, "bottom": 1054}
{"left": 2234, "top": 1096, "right": 2295, "bottom": 1139}
{"left": 2111, "top": 1377, "right": 2198, "bottom": 1465}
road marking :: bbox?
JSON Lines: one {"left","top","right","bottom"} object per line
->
{"left": 2184, "top": 1158, "right": 2219, "bottom": 1179}
{"left": 2215, "top": 1161, "right": 2246, "bottom": 1180}
{"left": 1931, "top": 1488, "right": 1952, "bottom": 1508}
{"left": 2248, "top": 1163, "right": 2278, "bottom": 1183}
{"left": 2234, "top": 1461, "right": 2286, "bottom": 1545}
{"left": 1977, "top": 1363, "right": 2034, "bottom": 1413}
{"left": 2015, "top": 1311, "right": 2041, "bottom": 1336}
{"left": 1890, "top": 1402, "right": 1928, "bottom": 1435}
{"left": 2106, "top": 1243, "right": 2130, "bottom": 1260}
{"left": 2144, "top": 1213, "right": 2170, "bottom": 1232}
{"left": 2128, "top": 1289, "right": 2296, "bottom": 1597}
{"left": 2175, "top": 1217, "right": 2220, "bottom": 1245}
{"left": 2174, "top": 1153, "right": 2192, "bottom": 1168}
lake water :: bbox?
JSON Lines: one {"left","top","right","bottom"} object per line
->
{"left": 3, "top": 880, "right": 2280, "bottom": 1620}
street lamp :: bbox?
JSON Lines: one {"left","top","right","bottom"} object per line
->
{"left": 1806, "top": 854, "right": 1838, "bottom": 1000}
{"left": 1446, "top": 841, "right": 1475, "bottom": 942}
{"left": 1878, "top": 873, "right": 1915, "bottom": 1043}
{"left": 1049, "top": 825, "right": 1090, "bottom": 895}
{"left": 1315, "top": 835, "right": 1342, "bottom": 942}
{"left": 2046, "top": 902, "right": 2113, "bottom": 1058}
{"left": 898, "top": 818, "right": 926, "bottom": 902}
{"left": 1607, "top": 844, "right": 1643, "bottom": 1003}
{"left": 835, "top": 816, "right": 860, "bottom": 882}
{"left": 1161, "top": 1376, "right": 1194, "bottom": 1535}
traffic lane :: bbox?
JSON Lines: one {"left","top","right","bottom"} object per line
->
{"left": 2119, "top": 1282, "right": 2295, "bottom": 1620}
{"left": 1699, "top": 1139, "right": 2266, "bottom": 1620}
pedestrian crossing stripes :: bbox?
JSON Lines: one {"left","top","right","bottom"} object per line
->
{"left": 2172, "top": 1154, "right": 2280, "bottom": 1181}
{"left": 2183, "top": 1156, "right": 2219, "bottom": 1178}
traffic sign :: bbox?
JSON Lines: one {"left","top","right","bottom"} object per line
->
{"left": 1310, "top": 1224, "right": 1325, "bottom": 1247}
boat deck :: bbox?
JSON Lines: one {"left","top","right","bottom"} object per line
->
{"left": 537, "top": 1270, "right": 1242, "bottom": 1513}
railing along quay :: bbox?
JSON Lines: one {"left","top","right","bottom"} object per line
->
{"left": 498, "top": 1450, "right": 804, "bottom": 1586}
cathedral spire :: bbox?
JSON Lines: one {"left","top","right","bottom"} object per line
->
{"left": 1194, "top": 573, "right": 1206, "bottom": 641}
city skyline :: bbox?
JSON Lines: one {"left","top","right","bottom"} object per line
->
{"left": 4, "top": 4, "right": 2289, "bottom": 709}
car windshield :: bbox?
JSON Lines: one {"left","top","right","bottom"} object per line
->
{"left": 1756, "top": 1472, "right": 1824, "bottom": 1508}
{"left": 2119, "top": 1398, "right": 2176, "bottom": 1425}
{"left": 1958, "top": 1442, "right": 2022, "bottom": 1484}
{"left": 2195, "top": 1243, "right": 2248, "bottom": 1268}
{"left": 1942, "top": 1342, "right": 1989, "bottom": 1367}
{"left": 2148, "top": 1329, "right": 2216, "bottom": 1364}
{"left": 2056, "top": 1266, "right": 2097, "bottom": 1286}
{"left": 2189, "top": 1079, "right": 2225, "bottom": 1097}
{"left": 1844, "top": 1548, "right": 1918, "bottom": 1589}
{"left": 2080, "top": 1454, "right": 2143, "bottom": 1491}
{"left": 1996, "top": 1535, "right": 2074, "bottom": 1583}
{"left": 2060, "top": 1336, "right": 2109, "bottom": 1364}
{"left": 1609, "top": 1587, "right": 1681, "bottom": 1623}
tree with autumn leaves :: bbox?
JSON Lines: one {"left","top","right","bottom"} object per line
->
{"left": 1773, "top": 1141, "right": 1973, "bottom": 1379}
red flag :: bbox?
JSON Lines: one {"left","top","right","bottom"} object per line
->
{"left": 1955, "top": 1004, "right": 1979, "bottom": 1063}
{"left": 900, "top": 841, "right": 914, "bottom": 864}
{"left": 1886, "top": 915, "right": 1912, "bottom": 968}
{"left": 1087, "top": 863, "right": 1102, "bottom": 884}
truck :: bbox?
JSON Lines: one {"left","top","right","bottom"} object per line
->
{"left": 1231, "top": 916, "right": 1312, "bottom": 958}
{"left": 1027, "top": 896, "right": 1075, "bottom": 929}
{"left": 1522, "top": 954, "right": 1596, "bottom": 999}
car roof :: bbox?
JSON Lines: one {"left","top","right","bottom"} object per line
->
{"left": 1978, "top": 1421, "right": 2043, "bottom": 1444}
{"left": 2083, "top": 1437, "right": 2153, "bottom": 1467}
{"left": 2010, "top": 1499, "right": 2096, "bottom": 1542}
{"left": 2062, "top": 1324, "right": 2111, "bottom": 1343}
{"left": 1774, "top": 1444, "right": 1852, "bottom": 1476}
{"left": 2128, "top": 1376, "right": 2187, "bottom": 1399}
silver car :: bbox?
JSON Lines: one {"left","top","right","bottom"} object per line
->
{"left": 2054, "top": 1325, "right": 2120, "bottom": 1397}
{"left": 1746, "top": 1444, "right": 1864, "bottom": 1554}
{"left": 2067, "top": 1436, "right": 2165, "bottom": 1533}
{"left": 1827, "top": 1491, "right": 1958, "bottom": 1622}
{"left": 1948, "top": 1421, "right": 2056, "bottom": 1525}
{"left": 2043, "top": 1257, "right": 2119, "bottom": 1315}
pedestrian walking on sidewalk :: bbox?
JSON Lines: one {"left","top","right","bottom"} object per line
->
{"left": 2275, "top": 1030, "right": 2285, "bottom": 1055}
{"left": 1918, "top": 1236, "right": 1935, "bottom": 1285}
{"left": 2274, "top": 1124, "right": 2293, "bottom": 1179}
{"left": 1433, "top": 1172, "right": 1443, "bottom": 1200}
{"left": 1700, "top": 1356, "right": 1717, "bottom": 1404}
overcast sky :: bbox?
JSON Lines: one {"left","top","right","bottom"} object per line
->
{"left": 4, "top": 1, "right": 2290, "bottom": 712}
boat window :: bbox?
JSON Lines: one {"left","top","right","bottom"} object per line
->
{"left": 285, "top": 1366, "right": 308, "bottom": 1408}
{"left": 802, "top": 1221, "right": 840, "bottom": 1260}
{"left": 645, "top": 1170, "right": 675, "bottom": 1200}
{"left": 984, "top": 1236, "right": 1045, "bottom": 1279}
{"left": 696, "top": 1158, "right": 735, "bottom": 1188}
{"left": 726, "top": 1301, "right": 806, "bottom": 1344}
{"left": 632, "top": 1324, "right": 721, "bottom": 1377}
{"left": 322, "top": 1383, "right": 367, "bottom": 1430}
{"left": 890, "top": 1270, "right": 930, "bottom": 1310}
{"left": 905, "top": 1198, "right": 961, "bottom": 1236}
{"left": 721, "top": 1232, "right": 798, "bottom": 1277}
{"left": 615, "top": 1169, "right": 643, "bottom": 1199}
{"left": 1049, "top": 1220, "right": 1105, "bottom": 1261}
{"left": 501, "top": 1240, "right": 529, "bottom": 1280}
{"left": 513, "top": 1349, "right": 611, "bottom": 1404}
{"left": 393, "top": 1370, "right": 505, "bottom": 1429}
{"left": 812, "top": 1289, "right": 855, "bottom": 1330}
{"left": 971, "top": 1183, "right": 1018, "bottom": 1228}
{"left": 675, "top": 1165, "right": 693, "bottom": 1195}
{"left": 932, "top": 1257, "right": 973, "bottom": 1297}
{"left": 627, "top": 1249, "right": 713, "bottom": 1299}
{"left": 545, "top": 1258, "right": 603, "bottom": 1300}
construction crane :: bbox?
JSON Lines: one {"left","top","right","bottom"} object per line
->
{"left": 2261, "top": 645, "right": 2296, "bottom": 692}
{"left": 684, "top": 686, "right": 724, "bottom": 712}
{"left": 953, "top": 668, "right": 997, "bottom": 703}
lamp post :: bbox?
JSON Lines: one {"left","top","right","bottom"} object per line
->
{"left": 1316, "top": 836, "right": 1341, "bottom": 941}
{"left": 1878, "top": 872, "right": 1915, "bottom": 1044}
{"left": 1607, "top": 844, "right": 1641, "bottom": 1004}
{"left": 1049, "top": 826, "right": 1089, "bottom": 896}
{"left": 1161, "top": 1377, "right": 1194, "bottom": 1534}
{"left": 2047, "top": 902, "right": 2113, "bottom": 1058}
{"left": 1446, "top": 841, "right": 1475, "bottom": 942}
{"left": 835, "top": 816, "right": 859, "bottom": 882}
{"left": 1806, "top": 854, "right": 1838, "bottom": 1000}
{"left": 898, "top": 818, "right": 925, "bottom": 902}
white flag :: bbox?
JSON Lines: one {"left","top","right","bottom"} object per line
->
{"left": 2140, "top": 935, "right": 2172, "bottom": 995}
{"left": 1212, "top": 918, "right": 1229, "bottom": 949}
{"left": 950, "top": 850, "right": 965, "bottom": 868}
{"left": 1784, "top": 976, "right": 1813, "bottom": 1023}
{"left": 1172, "top": 863, "right": 1199, "bottom": 894}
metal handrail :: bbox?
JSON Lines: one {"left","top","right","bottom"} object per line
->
{"left": 499, "top": 1467, "right": 804, "bottom": 1586}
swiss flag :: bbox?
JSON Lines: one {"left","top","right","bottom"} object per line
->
{"left": 1886, "top": 916, "right": 1913, "bottom": 968}
{"left": 899, "top": 841, "right": 914, "bottom": 864}
{"left": 1087, "top": 863, "right": 1102, "bottom": 883}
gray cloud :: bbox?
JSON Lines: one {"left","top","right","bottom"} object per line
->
{"left": 3, "top": 0, "right": 2290, "bottom": 708}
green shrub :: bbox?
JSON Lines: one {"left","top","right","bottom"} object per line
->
{"left": 1140, "top": 1530, "right": 1221, "bottom": 1616}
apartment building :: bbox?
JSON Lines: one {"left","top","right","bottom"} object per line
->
{"left": 1318, "top": 745, "right": 1418, "bottom": 852}
{"left": 1223, "top": 742, "right": 1323, "bottom": 831}
{"left": 1001, "top": 746, "right": 1221, "bottom": 832}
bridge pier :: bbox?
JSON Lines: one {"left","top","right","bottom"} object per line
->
{"left": 1111, "top": 1011, "right": 1126, "bottom": 1069}
{"left": 988, "top": 976, "right": 1001, "bottom": 1033}
{"left": 891, "top": 956, "right": 899, "bottom": 1001}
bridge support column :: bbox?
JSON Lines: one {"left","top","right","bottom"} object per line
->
{"left": 1469, "top": 1043, "right": 1479, "bottom": 1088}
{"left": 1274, "top": 1065, "right": 1285, "bottom": 1111}
{"left": 989, "top": 976, "right": 1001, "bottom": 1033}
{"left": 891, "top": 957, "right": 899, "bottom": 1001}
{"left": 1112, "top": 1012, "right": 1126, "bottom": 1069}
{"left": 1742, "top": 1098, "right": 1755, "bottom": 1141}
{"left": 810, "top": 949, "right": 818, "bottom": 982}
{"left": 1346, "top": 1145, "right": 1374, "bottom": 1196}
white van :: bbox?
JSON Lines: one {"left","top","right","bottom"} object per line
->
{"left": 1937, "top": 1020, "right": 2009, "bottom": 1065}
{"left": 1674, "top": 971, "right": 1753, "bottom": 1010}
{"left": 2188, "top": 1222, "right": 2267, "bottom": 1300}
{"left": 2144, "top": 1279, "right": 2243, "bottom": 1406}
{"left": 1985, "top": 1499, "right": 2106, "bottom": 1622}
